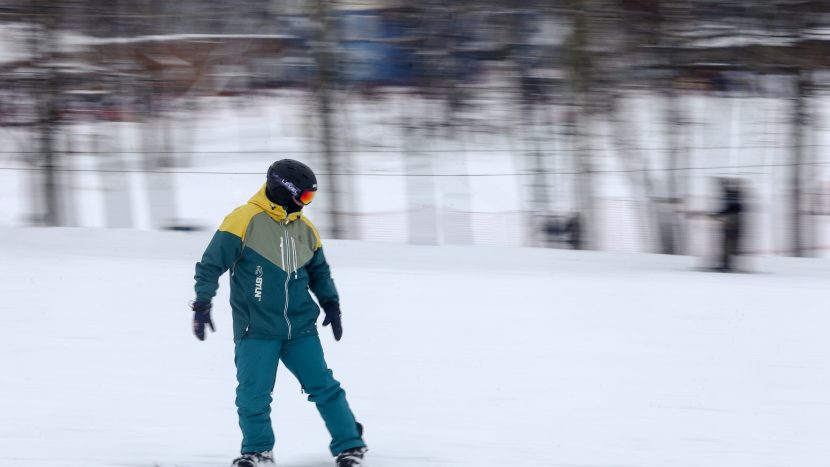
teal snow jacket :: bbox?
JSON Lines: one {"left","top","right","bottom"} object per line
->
{"left": 194, "top": 185, "right": 339, "bottom": 341}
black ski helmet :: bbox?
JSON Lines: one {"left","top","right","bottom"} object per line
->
{"left": 265, "top": 159, "right": 318, "bottom": 209}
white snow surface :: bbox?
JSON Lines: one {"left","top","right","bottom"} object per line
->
{"left": 1, "top": 227, "right": 828, "bottom": 467}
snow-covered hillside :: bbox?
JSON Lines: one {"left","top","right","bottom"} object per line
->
{"left": 2, "top": 91, "right": 829, "bottom": 255}
{"left": 0, "top": 227, "right": 828, "bottom": 467}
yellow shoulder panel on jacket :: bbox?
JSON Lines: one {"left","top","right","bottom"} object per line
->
{"left": 219, "top": 204, "right": 262, "bottom": 239}
{"left": 300, "top": 216, "right": 323, "bottom": 249}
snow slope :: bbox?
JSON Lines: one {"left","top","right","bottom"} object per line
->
{"left": 0, "top": 227, "right": 829, "bottom": 467}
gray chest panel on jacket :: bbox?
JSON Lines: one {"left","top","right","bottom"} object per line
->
{"left": 244, "top": 213, "right": 317, "bottom": 273}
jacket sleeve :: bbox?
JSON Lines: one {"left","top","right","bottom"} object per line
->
{"left": 194, "top": 230, "right": 242, "bottom": 302}
{"left": 306, "top": 247, "right": 339, "bottom": 306}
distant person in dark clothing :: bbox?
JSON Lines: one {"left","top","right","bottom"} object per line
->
{"left": 542, "top": 215, "right": 564, "bottom": 248}
{"left": 543, "top": 212, "right": 583, "bottom": 250}
{"left": 566, "top": 213, "right": 583, "bottom": 250}
{"left": 713, "top": 178, "right": 744, "bottom": 272}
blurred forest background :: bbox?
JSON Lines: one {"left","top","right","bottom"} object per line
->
{"left": 2, "top": 0, "right": 830, "bottom": 257}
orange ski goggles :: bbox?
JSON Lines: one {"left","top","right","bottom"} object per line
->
{"left": 295, "top": 190, "right": 316, "bottom": 205}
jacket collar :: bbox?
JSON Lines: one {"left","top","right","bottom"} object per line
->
{"left": 248, "top": 184, "right": 303, "bottom": 223}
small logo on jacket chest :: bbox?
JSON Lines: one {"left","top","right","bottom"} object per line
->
{"left": 254, "top": 265, "right": 264, "bottom": 301}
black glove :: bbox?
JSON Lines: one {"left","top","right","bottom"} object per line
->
{"left": 321, "top": 301, "right": 342, "bottom": 341}
{"left": 191, "top": 300, "right": 215, "bottom": 341}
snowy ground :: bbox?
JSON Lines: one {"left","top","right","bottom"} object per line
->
{"left": 1, "top": 227, "right": 828, "bottom": 467}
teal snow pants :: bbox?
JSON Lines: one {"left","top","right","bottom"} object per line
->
{"left": 234, "top": 335, "right": 366, "bottom": 456}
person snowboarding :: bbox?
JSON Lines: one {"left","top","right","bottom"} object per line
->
{"left": 191, "top": 159, "right": 368, "bottom": 467}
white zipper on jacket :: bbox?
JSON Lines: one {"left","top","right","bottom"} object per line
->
{"left": 281, "top": 222, "right": 293, "bottom": 339}
{"left": 291, "top": 237, "right": 298, "bottom": 278}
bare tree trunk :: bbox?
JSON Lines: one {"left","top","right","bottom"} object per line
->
{"left": 566, "top": 0, "right": 595, "bottom": 249}
{"left": 657, "top": 0, "right": 688, "bottom": 255}
{"left": 662, "top": 84, "right": 685, "bottom": 254}
{"left": 791, "top": 71, "right": 808, "bottom": 257}
{"left": 37, "top": 84, "right": 60, "bottom": 226}
{"left": 573, "top": 100, "right": 595, "bottom": 249}
{"left": 527, "top": 104, "right": 553, "bottom": 247}
{"left": 99, "top": 0, "right": 135, "bottom": 228}
{"left": 35, "top": 1, "right": 61, "bottom": 226}
{"left": 313, "top": 0, "right": 345, "bottom": 239}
